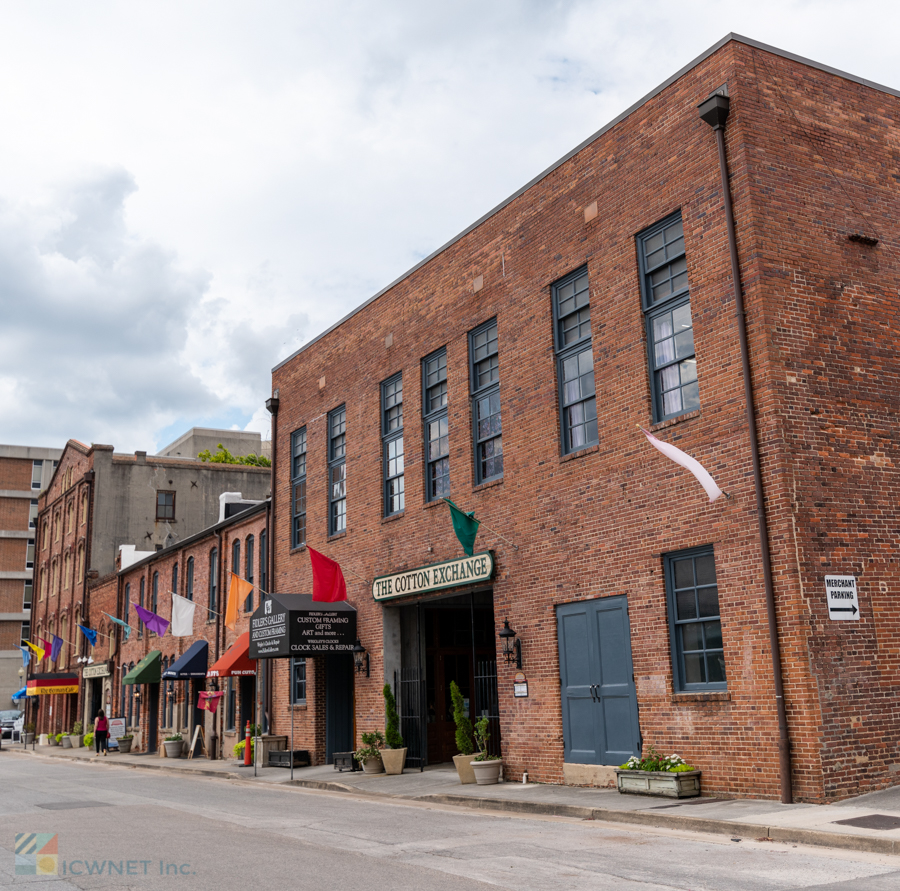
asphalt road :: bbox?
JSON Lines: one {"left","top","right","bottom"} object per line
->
{"left": 2, "top": 755, "right": 900, "bottom": 890}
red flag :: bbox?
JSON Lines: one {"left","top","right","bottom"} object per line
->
{"left": 309, "top": 547, "right": 347, "bottom": 602}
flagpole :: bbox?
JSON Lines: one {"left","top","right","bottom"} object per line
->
{"left": 473, "top": 521, "right": 519, "bottom": 551}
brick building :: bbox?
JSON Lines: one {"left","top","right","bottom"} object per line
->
{"left": 0, "top": 444, "right": 60, "bottom": 707}
{"left": 260, "top": 35, "right": 900, "bottom": 803}
{"left": 28, "top": 437, "right": 270, "bottom": 735}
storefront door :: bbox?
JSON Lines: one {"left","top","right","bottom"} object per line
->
{"left": 325, "top": 653, "right": 353, "bottom": 763}
{"left": 147, "top": 683, "right": 159, "bottom": 753}
{"left": 556, "top": 596, "right": 641, "bottom": 766}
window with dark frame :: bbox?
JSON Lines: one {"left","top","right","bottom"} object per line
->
{"left": 552, "top": 268, "right": 598, "bottom": 454}
{"left": 422, "top": 348, "right": 450, "bottom": 501}
{"left": 138, "top": 578, "right": 145, "bottom": 637}
{"left": 124, "top": 582, "right": 131, "bottom": 622}
{"left": 156, "top": 490, "right": 175, "bottom": 521}
{"left": 186, "top": 557, "right": 194, "bottom": 601}
{"left": 328, "top": 407, "right": 347, "bottom": 536}
{"left": 382, "top": 373, "right": 404, "bottom": 516}
{"left": 226, "top": 678, "right": 236, "bottom": 731}
{"left": 665, "top": 546, "right": 726, "bottom": 692}
{"left": 291, "top": 657, "right": 307, "bottom": 704}
{"left": 31, "top": 460, "right": 42, "bottom": 490}
{"left": 468, "top": 319, "right": 503, "bottom": 484}
{"left": 231, "top": 538, "right": 240, "bottom": 588}
{"left": 260, "top": 530, "right": 267, "bottom": 596}
{"left": 638, "top": 212, "right": 698, "bottom": 422}
{"left": 172, "top": 562, "right": 178, "bottom": 597}
{"left": 291, "top": 428, "right": 307, "bottom": 548}
{"left": 151, "top": 571, "right": 159, "bottom": 614}
{"left": 244, "top": 535, "right": 254, "bottom": 612}
{"left": 208, "top": 548, "right": 218, "bottom": 621}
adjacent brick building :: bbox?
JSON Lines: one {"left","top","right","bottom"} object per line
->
{"left": 262, "top": 35, "right": 900, "bottom": 803}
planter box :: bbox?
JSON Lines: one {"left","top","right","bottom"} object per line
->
{"left": 70, "top": 736, "right": 83, "bottom": 748}
{"left": 268, "top": 749, "right": 310, "bottom": 769}
{"left": 23, "top": 733, "right": 35, "bottom": 745}
{"left": 164, "top": 740, "right": 184, "bottom": 758}
{"left": 253, "top": 735, "right": 287, "bottom": 768}
{"left": 472, "top": 759, "right": 502, "bottom": 785}
{"left": 361, "top": 755, "right": 384, "bottom": 775}
{"left": 116, "top": 738, "right": 133, "bottom": 754}
{"left": 48, "top": 737, "right": 59, "bottom": 747}
{"left": 333, "top": 751, "right": 359, "bottom": 772}
{"left": 381, "top": 748, "right": 407, "bottom": 775}
{"left": 615, "top": 769, "right": 701, "bottom": 799}
{"left": 453, "top": 753, "right": 477, "bottom": 784}
{"left": 61, "top": 736, "right": 72, "bottom": 748}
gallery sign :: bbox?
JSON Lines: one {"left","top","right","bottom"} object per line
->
{"left": 248, "top": 592, "right": 357, "bottom": 659}
{"left": 372, "top": 551, "right": 495, "bottom": 602}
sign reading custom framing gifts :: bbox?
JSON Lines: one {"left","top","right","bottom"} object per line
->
{"left": 248, "top": 592, "right": 357, "bottom": 659}
{"left": 372, "top": 551, "right": 495, "bottom": 602}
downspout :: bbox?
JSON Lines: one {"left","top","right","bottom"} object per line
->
{"left": 212, "top": 527, "right": 223, "bottom": 759}
{"left": 699, "top": 90, "right": 793, "bottom": 804}
{"left": 265, "top": 391, "right": 280, "bottom": 732}
{"left": 80, "top": 471, "right": 95, "bottom": 724}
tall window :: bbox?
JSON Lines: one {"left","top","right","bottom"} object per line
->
{"left": 260, "top": 530, "right": 267, "bottom": 596}
{"left": 186, "top": 557, "right": 194, "bottom": 601}
{"left": 226, "top": 678, "right": 236, "bottom": 730}
{"left": 291, "top": 657, "right": 307, "bottom": 704}
{"left": 31, "top": 460, "right": 42, "bottom": 490}
{"left": 665, "top": 546, "right": 725, "bottom": 691}
{"left": 25, "top": 539, "right": 35, "bottom": 570}
{"left": 23, "top": 580, "right": 33, "bottom": 610}
{"left": 124, "top": 582, "right": 131, "bottom": 622}
{"left": 21, "top": 620, "right": 30, "bottom": 643}
{"left": 423, "top": 348, "right": 449, "bottom": 501}
{"left": 29, "top": 500, "right": 38, "bottom": 529}
{"left": 127, "top": 664, "right": 134, "bottom": 727}
{"left": 166, "top": 679, "right": 174, "bottom": 728}
{"left": 469, "top": 319, "right": 503, "bottom": 483}
{"left": 120, "top": 666, "right": 127, "bottom": 721}
{"left": 151, "top": 571, "right": 159, "bottom": 614}
{"left": 208, "top": 548, "right": 218, "bottom": 621}
{"left": 328, "top": 406, "right": 347, "bottom": 536}
{"left": 157, "top": 491, "right": 176, "bottom": 521}
{"left": 244, "top": 535, "right": 255, "bottom": 611}
{"left": 291, "top": 428, "right": 307, "bottom": 549}
{"left": 231, "top": 539, "right": 241, "bottom": 587}
{"left": 138, "top": 578, "right": 145, "bottom": 637}
{"left": 553, "top": 268, "right": 597, "bottom": 454}
{"left": 638, "top": 212, "right": 697, "bottom": 422}
{"left": 382, "top": 373, "right": 404, "bottom": 516}
{"left": 172, "top": 562, "right": 178, "bottom": 597}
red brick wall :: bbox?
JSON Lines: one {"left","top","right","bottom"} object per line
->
{"left": 0, "top": 496, "right": 30, "bottom": 535}
{"left": 0, "top": 456, "right": 32, "bottom": 491}
{"left": 269, "top": 40, "right": 900, "bottom": 801}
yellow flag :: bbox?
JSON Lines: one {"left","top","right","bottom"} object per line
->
{"left": 25, "top": 640, "right": 46, "bottom": 661}
{"left": 225, "top": 573, "right": 253, "bottom": 631}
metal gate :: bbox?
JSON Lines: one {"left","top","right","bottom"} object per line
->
{"left": 398, "top": 667, "right": 425, "bottom": 770}
{"left": 474, "top": 658, "right": 501, "bottom": 758}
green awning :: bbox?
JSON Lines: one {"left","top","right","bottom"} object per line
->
{"left": 123, "top": 650, "right": 162, "bottom": 685}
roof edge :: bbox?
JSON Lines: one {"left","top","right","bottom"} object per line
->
{"left": 272, "top": 32, "right": 900, "bottom": 373}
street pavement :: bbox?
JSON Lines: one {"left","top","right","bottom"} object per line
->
{"left": 3, "top": 753, "right": 900, "bottom": 889}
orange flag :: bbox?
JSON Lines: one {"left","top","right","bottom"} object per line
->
{"left": 225, "top": 573, "right": 253, "bottom": 631}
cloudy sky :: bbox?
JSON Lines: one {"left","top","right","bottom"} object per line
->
{"left": 1, "top": 1, "right": 897, "bottom": 453}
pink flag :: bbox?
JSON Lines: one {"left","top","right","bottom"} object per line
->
{"left": 640, "top": 428, "right": 725, "bottom": 502}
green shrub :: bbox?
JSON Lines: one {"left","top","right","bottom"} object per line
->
{"left": 450, "top": 681, "right": 474, "bottom": 756}
{"left": 383, "top": 684, "right": 403, "bottom": 749}
{"left": 83, "top": 731, "right": 94, "bottom": 747}
{"left": 619, "top": 745, "right": 695, "bottom": 772}
{"left": 233, "top": 738, "right": 255, "bottom": 759}
{"left": 72, "top": 721, "right": 83, "bottom": 736}
{"left": 472, "top": 716, "right": 499, "bottom": 762}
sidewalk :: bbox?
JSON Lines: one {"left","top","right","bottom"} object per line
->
{"left": 8, "top": 742, "right": 900, "bottom": 856}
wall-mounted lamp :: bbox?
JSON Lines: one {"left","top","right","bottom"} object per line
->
{"left": 352, "top": 639, "right": 369, "bottom": 677}
{"left": 499, "top": 619, "right": 522, "bottom": 669}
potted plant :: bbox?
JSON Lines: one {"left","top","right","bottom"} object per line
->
{"left": 233, "top": 738, "right": 255, "bottom": 762}
{"left": 380, "top": 684, "right": 407, "bottom": 775}
{"left": 615, "top": 746, "right": 701, "bottom": 799}
{"left": 471, "top": 716, "right": 502, "bottom": 785}
{"left": 61, "top": 729, "right": 73, "bottom": 748}
{"left": 23, "top": 722, "right": 35, "bottom": 745}
{"left": 164, "top": 733, "right": 184, "bottom": 758}
{"left": 83, "top": 731, "right": 94, "bottom": 749}
{"left": 116, "top": 734, "right": 133, "bottom": 754}
{"left": 450, "top": 681, "right": 477, "bottom": 784}
{"left": 354, "top": 730, "right": 385, "bottom": 774}
{"left": 69, "top": 721, "right": 84, "bottom": 748}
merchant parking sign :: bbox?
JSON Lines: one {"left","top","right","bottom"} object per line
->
{"left": 825, "top": 575, "right": 860, "bottom": 621}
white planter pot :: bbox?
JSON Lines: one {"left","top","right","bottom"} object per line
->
{"left": 472, "top": 759, "right": 502, "bottom": 785}
{"left": 615, "top": 769, "right": 701, "bottom": 799}
{"left": 361, "top": 755, "right": 384, "bottom": 774}
{"left": 164, "top": 740, "right": 184, "bottom": 758}
{"left": 453, "top": 753, "right": 477, "bottom": 784}
{"left": 381, "top": 748, "right": 407, "bottom": 775}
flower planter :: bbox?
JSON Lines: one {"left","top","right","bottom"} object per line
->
{"left": 615, "top": 769, "right": 701, "bottom": 799}
{"left": 472, "top": 759, "right": 502, "bottom": 785}
{"left": 116, "top": 738, "right": 133, "bottom": 754}
{"left": 70, "top": 736, "right": 83, "bottom": 749}
{"left": 164, "top": 740, "right": 184, "bottom": 758}
{"left": 61, "top": 736, "right": 72, "bottom": 748}
{"left": 381, "top": 748, "right": 407, "bottom": 775}
{"left": 453, "top": 753, "right": 477, "bottom": 784}
{"left": 23, "top": 733, "right": 35, "bottom": 745}
{"left": 48, "top": 736, "right": 59, "bottom": 747}
{"left": 361, "top": 755, "right": 384, "bottom": 775}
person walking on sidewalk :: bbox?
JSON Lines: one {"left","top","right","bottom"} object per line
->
{"left": 93, "top": 710, "right": 109, "bottom": 756}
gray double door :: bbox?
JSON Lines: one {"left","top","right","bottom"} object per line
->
{"left": 557, "top": 596, "right": 641, "bottom": 765}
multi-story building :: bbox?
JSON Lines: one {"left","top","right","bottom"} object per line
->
{"left": 0, "top": 445, "right": 61, "bottom": 707}
{"left": 262, "top": 35, "right": 900, "bottom": 803}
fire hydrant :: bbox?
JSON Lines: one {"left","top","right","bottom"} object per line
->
{"left": 244, "top": 720, "right": 252, "bottom": 766}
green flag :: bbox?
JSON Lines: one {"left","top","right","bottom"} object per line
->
{"left": 445, "top": 499, "right": 480, "bottom": 556}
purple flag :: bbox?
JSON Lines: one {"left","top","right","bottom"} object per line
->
{"left": 134, "top": 604, "right": 170, "bottom": 637}
{"left": 51, "top": 635, "right": 63, "bottom": 662}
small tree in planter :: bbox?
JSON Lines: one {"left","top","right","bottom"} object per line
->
{"left": 450, "top": 681, "right": 476, "bottom": 784}
{"left": 380, "top": 684, "right": 407, "bottom": 775}
{"left": 69, "top": 721, "right": 84, "bottom": 748}
{"left": 24, "top": 722, "right": 35, "bottom": 745}
{"left": 354, "top": 730, "right": 385, "bottom": 775}
{"left": 471, "top": 717, "right": 502, "bottom": 785}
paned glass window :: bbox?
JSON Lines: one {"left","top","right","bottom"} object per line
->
{"left": 553, "top": 268, "right": 597, "bottom": 453}
{"left": 186, "top": 557, "right": 194, "bottom": 601}
{"left": 151, "top": 571, "right": 159, "bottom": 615}
{"left": 291, "top": 428, "right": 307, "bottom": 548}
{"left": 31, "top": 460, "right": 42, "bottom": 490}
{"left": 226, "top": 678, "right": 236, "bottom": 731}
{"left": 382, "top": 374, "right": 404, "bottom": 516}
{"left": 638, "top": 213, "right": 698, "bottom": 421}
{"left": 29, "top": 500, "right": 38, "bottom": 529}
{"left": 469, "top": 319, "right": 503, "bottom": 483}
{"left": 328, "top": 407, "right": 347, "bottom": 535}
{"left": 423, "top": 348, "right": 450, "bottom": 500}
{"left": 244, "top": 535, "right": 254, "bottom": 611}
{"left": 208, "top": 548, "right": 218, "bottom": 621}
{"left": 666, "top": 546, "right": 726, "bottom": 691}
{"left": 260, "top": 531, "right": 267, "bottom": 595}
{"left": 172, "top": 563, "right": 178, "bottom": 597}
{"left": 291, "top": 657, "right": 307, "bottom": 704}
{"left": 138, "top": 578, "right": 145, "bottom": 637}
{"left": 156, "top": 491, "right": 175, "bottom": 521}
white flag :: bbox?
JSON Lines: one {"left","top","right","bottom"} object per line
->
{"left": 640, "top": 428, "right": 724, "bottom": 502}
{"left": 171, "top": 593, "right": 196, "bottom": 637}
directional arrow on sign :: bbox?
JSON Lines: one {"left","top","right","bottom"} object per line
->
{"left": 830, "top": 605, "right": 858, "bottom": 615}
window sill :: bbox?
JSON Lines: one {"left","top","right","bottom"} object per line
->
{"left": 650, "top": 409, "right": 701, "bottom": 433}
{"left": 473, "top": 478, "right": 503, "bottom": 493}
{"left": 381, "top": 512, "right": 405, "bottom": 525}
{"left": 291, "top": 703, "right": 307, "bottom": 710}
{"left": 423, "top": 499, "right": 446, "bottom": 510}
{"left": 560, "top": 443, "right": 599, "bottom": 464}
{"left": 671, "top": 691, "right": 730, "bottom": 703}
{"left": 290, "top": 544, "right": 307, "bottom": 555}
{"left": 327, "top": 532, "right": 347, "bottom": 544}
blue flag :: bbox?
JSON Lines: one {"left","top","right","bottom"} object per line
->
{"left": 16, "top": 645, "right": 30, "bottom": 668}
{"left": 104, "top": 612, "right": 132, "bottom": 642}
{"left": 78, "top": 625, "right": 97, "bottom": 647}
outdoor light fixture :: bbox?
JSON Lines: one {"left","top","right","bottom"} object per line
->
{"left": 499, "top": 619, "right": 522, "bottom": 669}
{"left": 351, "top": 639, "right": 369, "bottom": 677}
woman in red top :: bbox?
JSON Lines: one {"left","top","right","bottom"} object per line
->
{"left": 93, "top": 710, "right": 109, "bottom": 756}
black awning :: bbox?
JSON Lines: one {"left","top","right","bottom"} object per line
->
{"left": 162, "top": 641, "right": 209, "bottom": 679}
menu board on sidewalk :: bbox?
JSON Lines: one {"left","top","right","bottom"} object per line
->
{"left": 108, "top": 717, "right": 126, "bottom": 749}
